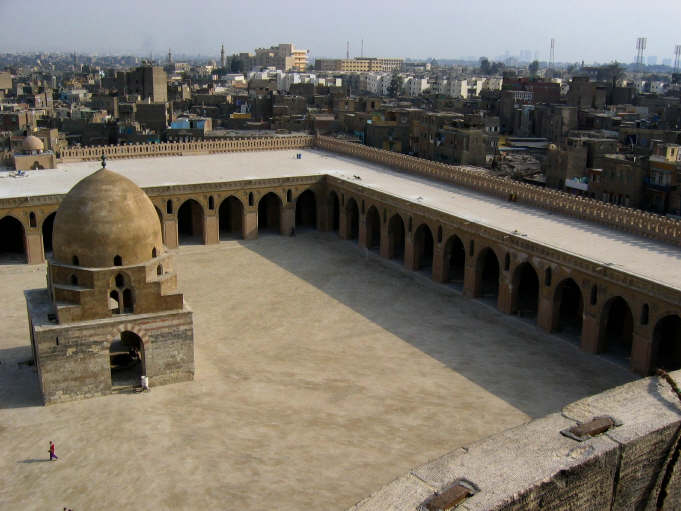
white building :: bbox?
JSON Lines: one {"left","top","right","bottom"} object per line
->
{"left": 404, "top": 76, "right": 429, "bottom": 97}
{"left": 466, "top": 78, "right": 484, "bottom": 97}
{"left": 482, "top": 77, "right": 503, "bottom": 91}
{"left": 447, "top": 79, "right": 468, "bottom": 99}
{"left": 318, "top": 77, "right": 342, "bottom": 87}
{"left": 430, "top": 76, "right": 448, "bottom": 95}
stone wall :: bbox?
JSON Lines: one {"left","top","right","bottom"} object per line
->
{"left": 59, "top": 135, "right": 314, "bottom": 162}
{"left": 326, "top": 176, "right": 681, "bottom": 375}
{"left": 350, "top": 370, "right": 681, "bottom": 511}
{"left": 26, "top": 287, "right": 194, "bottom": 405}
{"left": 316, "top": 136, "right": 681, "bottom": 247}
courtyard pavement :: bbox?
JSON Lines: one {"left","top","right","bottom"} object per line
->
{"left": 0, "top": 232, "right": 634, "bottom": 510}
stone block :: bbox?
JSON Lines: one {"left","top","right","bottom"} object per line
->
{"left": 562, "top": 370, "right": 681, "bottom": 510}
{"left": 411, "top": 413, "right": 619, "bottom": 511}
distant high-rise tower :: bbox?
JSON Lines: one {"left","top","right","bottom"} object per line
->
{"left": 220, "top": 44, "right": 226, "bottom": 68}
{"left": 549, "top": 38, "right": 556, "bottom": 72}
{"left": 168, "top": 49, "right": 173, "bottom": 65}
{"left": 635, "top": 37, "right": 647, "bottom": 71}
{"left": 346, "top": 41, "right": 350, "bottom": 59}
{"left": 674, "top": 45, "right": 681, "bottom": 73}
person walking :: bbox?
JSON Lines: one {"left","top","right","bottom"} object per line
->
{"left": 49, "top": 441, "right": 58, "bottom": 461}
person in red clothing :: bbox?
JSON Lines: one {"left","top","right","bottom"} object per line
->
{"left": 49, "top": 441, "right": 58, "bottom": 461}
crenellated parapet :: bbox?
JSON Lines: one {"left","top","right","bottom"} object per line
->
{"left": 58, "top": 135, "right": 315, "bottom": 162}
{"left": 315, "top": 135, "right": 681, "bottom": 247}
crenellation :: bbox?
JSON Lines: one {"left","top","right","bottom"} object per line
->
{"left": 57, "top": 135, "right": 314, "bottom": 163}
{"left": 317, "top": 135, "right": 681, "bottom": 247}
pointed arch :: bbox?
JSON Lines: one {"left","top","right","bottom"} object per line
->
{"left": 511, "top": 262, "right": 539, "bottom": 320}
{"left": 413, "top": 223, "right": 434, "bottom": 274}
{"left": 598, "top": 296, "right": 633, "bottom": 361}
{"left": 295, "top": 189, "right": 317, "bottom": 230}
{"left": 552, "top": 278, "right": 583, "bottom": 341}
{"left": 42, "top": 211, "right": 57, "bottom": 256}
{"left": 258, "top": 192, "right": 283, "bottom": 234}
{"left": 219, "top": 195, "right": 244, "bottom": 240}
{"left": 177, "top": 198, "right": 205, "bottom": 244}
{"left": 653, "top": 315, "right": 681, "bottom": 371}
{"left": 109, "top": 330, "right": 145, "bottom": 388}
{"left": 0, "top": 215, "right": 26, "bottom": 263}
{"left": 475, "top": 247, "right": 500, "bottom": 301}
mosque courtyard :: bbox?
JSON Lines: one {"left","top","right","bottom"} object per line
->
{"left": 0, "top": 232, "right": 634, "bottom": 510}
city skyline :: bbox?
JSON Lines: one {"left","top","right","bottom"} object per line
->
{"left": 1, "top": 0, "right": 680, "bottom": 65}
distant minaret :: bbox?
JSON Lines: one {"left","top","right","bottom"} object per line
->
{"left": 220, "top": 44, "right": 226, "bottom": 68}
{"left": 168, "top": 48, "right": 173, "bottom": 64}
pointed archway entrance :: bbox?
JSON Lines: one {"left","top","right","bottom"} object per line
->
{"left": 109, "top": 331, "right": 145, "bottom": 389}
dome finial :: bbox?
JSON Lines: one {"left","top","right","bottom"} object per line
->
{"left": 101, "top": 152, "right": 107, "bottom": 168}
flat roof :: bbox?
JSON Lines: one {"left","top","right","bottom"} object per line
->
{"left": 2, "top": 148, "right": 681, "bottom": 290}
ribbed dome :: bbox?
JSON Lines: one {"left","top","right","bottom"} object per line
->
{"left": 53, "top": 168, "right": 163, "bottom": 267}
{"left": 23, "top": 135, "right": 44, "bottom": 152}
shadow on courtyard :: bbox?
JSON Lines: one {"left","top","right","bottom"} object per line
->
{"left": 242, "top": 231, "right": 635, "bottom": 418}
{"left": 0, "top": 346, "right": 43, "bottom": 409}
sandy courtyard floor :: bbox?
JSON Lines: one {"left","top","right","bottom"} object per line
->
{"left": 0, "top": 232, "right": 634, "bottom": 510}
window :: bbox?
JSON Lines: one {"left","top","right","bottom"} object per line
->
{"left": 115, "top": 273, "right": 124, "bottom": 287}
{"left": 123, "top": 289, "right": 133, "bottom": 314}
{"left": 29, "top": 212, "right": 36, "bottom": 228}
{"left": 157, "top": 264, "right": 163, "bottom": 276}
{"left": 110, "top": 290, "right": 120, "bottom": 315}
{"left": 152, "top": 247, "right": 157, "bottom": 258}
{"left": 287, "top": 190, "right": 292, "bottom": 202}
{"left": 70, "top": 275, "right": 78, "bottom": 286}
{"left": 72, "top": 255, "right": 79, "bottom": 266}
{"left": 504, "top": 253, "right": 510, "bottom": 271}
{"left": 590, "top": 285, "right": 597, "bottom": 306}
{"left": 166, "top": 200, "right": 173, "bottom": 214}
{"left": 114, "top": 255, "right": 122, "bottom": 266}
{"left": 248, "top": 193, "right": 254, "bottom": 207}
{"left": 545, "top": 267, "right": 552, "bottom": 287}
{"left": 208, "top": 196, "right": 214, "bottom": 210}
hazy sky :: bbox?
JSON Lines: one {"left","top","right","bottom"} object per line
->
{"left": 1, "top": 0, "right": 679, "bottom": 63}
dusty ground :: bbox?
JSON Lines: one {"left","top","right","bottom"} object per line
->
{"left": 0, "top": 232, "right": 634, "bottom": 510}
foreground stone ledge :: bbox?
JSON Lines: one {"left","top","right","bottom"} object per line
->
{"left": 350, "top": 370, "right": 681, "bottom": 511}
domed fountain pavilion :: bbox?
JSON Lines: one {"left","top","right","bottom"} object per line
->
{"left": 24, "top": 159, "right": 194, "bottom": 404}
